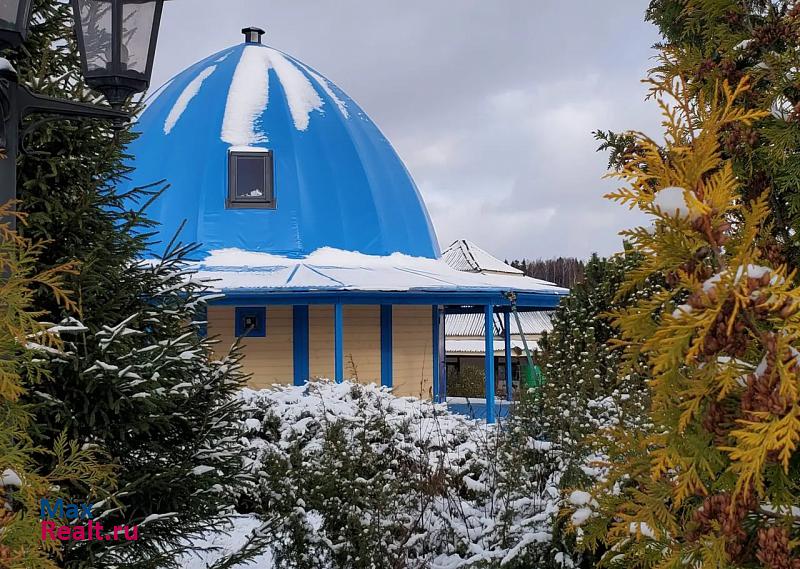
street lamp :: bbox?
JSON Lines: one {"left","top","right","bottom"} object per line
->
{"left": 72, "top": 0, "right": 165, "bottom": 108}
{"left": 0, "top": 0, "right": 166, "bottom": 223}
{"left": 0, "top": 0, "right": 33, "bottom": 50}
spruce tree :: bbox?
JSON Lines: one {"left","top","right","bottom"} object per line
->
{"left": 7, "top": 2, "right": 252, "bottom": 566}
{"left": 57, "top": 240, "right": 251, "bottom": 568}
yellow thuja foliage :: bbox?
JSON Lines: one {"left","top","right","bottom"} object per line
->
{"left": 0, "top": 203, "right": 114, "bottom": 568}
{"left": 570, "top": 74, "right": 800, "bottom": 568}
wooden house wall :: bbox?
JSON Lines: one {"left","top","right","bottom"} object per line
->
{"left": 207, "top": 305, "right": 433, "bottom": 398}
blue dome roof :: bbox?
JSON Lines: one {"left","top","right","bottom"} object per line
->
{"left": 125, "top": 42, "right": 440, "bottom": 259}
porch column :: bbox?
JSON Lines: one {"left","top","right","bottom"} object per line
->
{"left": 334, "top": 303, "right": 344, "bottom": 383}
{"left": 380, "top": 305, "right": 393, "bottom": 389}
{"left": 504, "top": 311, "right": 513, "bottom": 401}
{"left": 484, "top": 304, "right": 496, "bottom": 424}
{"left": 432, "top": 306, "right": 445, "bottom": 402}
{"left": 293, "top": 305, "right": 309, "bottom": 386}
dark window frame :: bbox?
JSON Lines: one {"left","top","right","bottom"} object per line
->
{"left": 234, "top": 307, "right": 267, "bottom": 338}
{"left": 227, "top": 149, "right": 275, "bottom": 209}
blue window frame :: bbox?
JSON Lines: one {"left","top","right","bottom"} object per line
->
{"left": 235, "top": 307, "right": 266, "bottom": 337}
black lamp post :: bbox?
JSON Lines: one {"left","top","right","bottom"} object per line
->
{"left": 0, "top": 1, "right": 33, "bottom": 49}
{"left": 72, "top": 0, "right": 164, "bottom": 108}
{"left": 0, "top": 0, "right": 166, "bottom": 223}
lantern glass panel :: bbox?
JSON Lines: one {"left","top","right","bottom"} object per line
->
{"left": 0, "top": 1, "right": 21, "bottom": 30}
{"left": 77, "top": 0, "right": 113, "bottom": 72}
{"left": 121, "top": 0, "right": 157, "bottom": 74}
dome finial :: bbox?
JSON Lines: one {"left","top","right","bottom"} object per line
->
{"left": 242, "top": 27, "right": 265, "bottom": 44}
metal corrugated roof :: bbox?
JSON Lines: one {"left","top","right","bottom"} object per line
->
{"left": 445, "top": 311, "right": 554, "bottom": 337}
{"left": 195, "top": 248, "right": 569, "bottom": 301}
{"left": 441, "top": 240, "right": 525, "bottom": 275}
{"left": 446, "top": 338, "right": 539, "bottom": 355}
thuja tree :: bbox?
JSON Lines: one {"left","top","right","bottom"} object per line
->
{"left": 601, "top": 0, "right": 800, "bottom": 267}
{"left": 0, "top": 206, "right": 113, "bottom": 568}
{"left": 7, "top": 2, "right": 251, "bottom": 567}
{"left": 568, "top": 68, "right": 800, "bottom": 566}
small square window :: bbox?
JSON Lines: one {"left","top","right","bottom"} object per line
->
{"left": 228, "top": 150, "right": 275, "bottom": 209}
{"left": 235, "top": 307, "right": 267, "bottom": 337}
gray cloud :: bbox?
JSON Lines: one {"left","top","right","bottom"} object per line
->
{"left": 152, "top": 1, "right": 662, "bottom": 260}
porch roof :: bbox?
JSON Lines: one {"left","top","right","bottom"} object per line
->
{"left": 195, "top": 248, "right": 568, "bottom": 308}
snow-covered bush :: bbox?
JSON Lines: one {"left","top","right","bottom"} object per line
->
{"left": 233, "top": 382, "right": 564, "bottom": 568}
{"left": 524, "top": 253, "right": 655, "bottom": 567}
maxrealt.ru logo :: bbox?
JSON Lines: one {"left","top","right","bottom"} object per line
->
{"left": 40, "top": 498, "right": 139, "bottom": 541}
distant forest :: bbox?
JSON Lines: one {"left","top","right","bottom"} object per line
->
{"left": 507, "top": 257, "right": 585, "bottom": 288}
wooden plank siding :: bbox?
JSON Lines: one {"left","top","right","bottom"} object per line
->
{"left": 342, "top": 306, "right": 381, "bottom": 384}
{"left": 207, "top": 304, "right": 433, "bottom": 398}
{"left": 207, "top": 306, "right": 294, "bottom": 390}
{"left": 392, "top": 306, "right": 433, "bottom": 398}
{"left": 309, "top": 306, "right": 335, "bottom": 380}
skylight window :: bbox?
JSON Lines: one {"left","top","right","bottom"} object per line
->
{"left": 227, "top": 149, "right": 274, "bottom": 208}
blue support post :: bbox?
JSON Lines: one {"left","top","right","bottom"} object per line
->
{"left": 293, "top": 305, "right": 309, "bottom": 386}
{"left": 439, "top": 307, "right": 447, "bottom": 402}
{"left": 504, "top": 311, "right": 513, "bottom": 401}
{"left": 334, "top": 303, "right": 344, "bottom": 383}
{"left": 380, "top": 305, "right": 393, "bottom": 389}
{"left": 432, "top": 306, "right": 441, "bottom": 402}
{"left": 484, "top": 305, "right": 496, "bottom": 424}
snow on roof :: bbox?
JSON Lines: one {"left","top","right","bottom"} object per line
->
{"left": 194, "top": 248, "right": 568, "bottom": 296}
{"left": 445, "top": 311, "right": 553, "bottom": 338}
{"left": 442, "top": 240, "right": 527, "bottom": 277}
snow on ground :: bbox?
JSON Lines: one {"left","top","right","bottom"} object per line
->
{"left": 179, "top": 515, "right": 274, "bottom": 569}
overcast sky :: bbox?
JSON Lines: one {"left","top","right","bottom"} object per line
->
{"left": 151, "top": 1, "right": 661, "bottom": 261}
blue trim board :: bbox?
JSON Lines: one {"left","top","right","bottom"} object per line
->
{"left": 380, "top": 305, "right": 393, "bottom": 389}
{"left": 334, "top": 303, "right": 344, "bottom": 383}
{"left": 484, "top": 305, "right": 496, "bottom": 424}
{"left": 213, "top": 290, "right": 563, "bottom": 309}
{"left": 293, "top": 306, "right": 309, "bottom": 386}
{"left": 504, "top": 311, "right": 512, "bottom": 402}
{"left": 234, "top": 306, "right": 266, "bottom": 337}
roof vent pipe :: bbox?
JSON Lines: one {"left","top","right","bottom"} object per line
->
{"left": 242, "top": 27, "right": 265, "bottom": 44}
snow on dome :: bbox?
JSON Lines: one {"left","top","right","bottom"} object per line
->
{"left": 123, "top": 41, "right": 440, "bottom": 259}
{"left": 220, "top": 46, "right": 271, "bottom": 146}
{"left": 164, "top": 65, "right": 217, "bottom": 135}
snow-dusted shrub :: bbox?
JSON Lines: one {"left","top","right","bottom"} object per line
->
{"left": 234, "top": 382, "right": 564, "bottom": 568}
{"left": 526, "top": 253, "right": 655, "bottom": 567}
